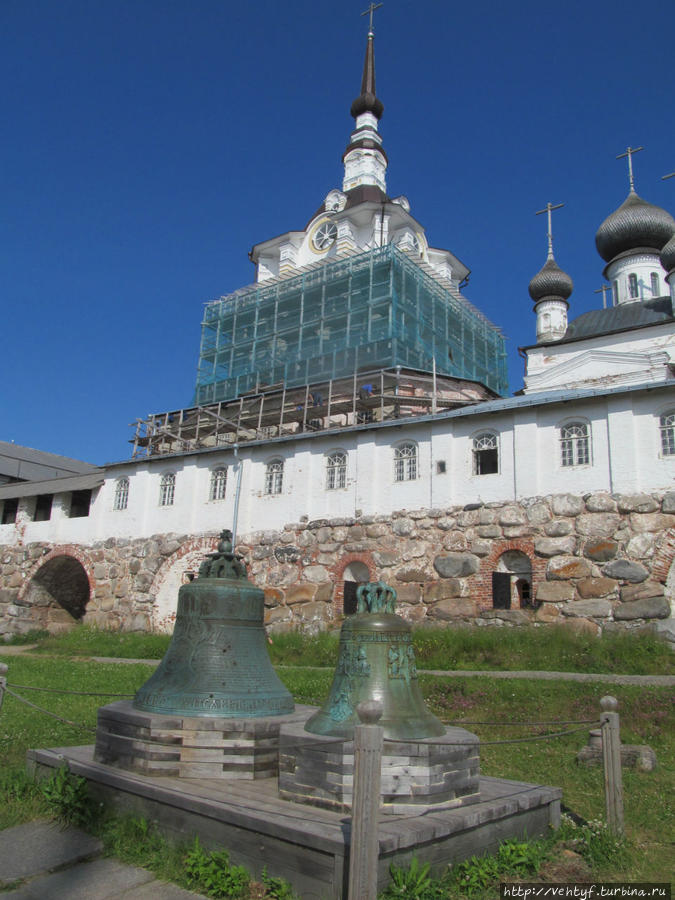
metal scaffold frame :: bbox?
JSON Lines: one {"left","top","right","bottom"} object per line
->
{"left": 130, "top": 366, "right": 495, "bottom": 458}
{"left": 193, "top": 245, "right": 507, "bottom": 406}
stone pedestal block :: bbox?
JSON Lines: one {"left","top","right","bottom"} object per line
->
{"left": 279, "top": 719, "right": 481, "bottom": 814}
{"left": 95, "top": 700, "right": 311, "bottom": 779}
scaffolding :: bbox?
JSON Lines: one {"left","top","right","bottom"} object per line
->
{"left": 130, "top": 367, "right": 495, "bottom": 458}
{"left": 194, "top": 245, "right": 508, "bottom": 406}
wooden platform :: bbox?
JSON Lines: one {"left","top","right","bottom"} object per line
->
{"left": 27, "top": 745, "right": 562, "bottom": 900}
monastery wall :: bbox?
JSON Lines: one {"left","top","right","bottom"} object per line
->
{"left": 1, "top": 490, "right": 674, "bottom": 641}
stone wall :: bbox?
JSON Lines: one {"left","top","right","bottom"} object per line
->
{"left": 1, "top": 492, "right": 674, "bottom": 640}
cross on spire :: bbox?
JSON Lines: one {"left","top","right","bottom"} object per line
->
{"left": 361, "top": 2, "right": 383, "bottom": 35}
{"left": 535, "top": 202, "right": 564, "bottom": 259}
{"left": 616, "top": 145, "right": 644, "bottom": 192}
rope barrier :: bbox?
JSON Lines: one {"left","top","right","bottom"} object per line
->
{"left": 3, "top": 687, "right": 97, "bottom": 735}
{"left": 7, "top": 682, "right": 134, "bottom": 698}
{"left": 384, "top": 722, "right": 600, "bottom": 747}
{"left": 443, "top": 717, "right": 598, "bottom": 726}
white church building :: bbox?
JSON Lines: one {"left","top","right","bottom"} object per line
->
{"left": 1, "top": 26, "right": 675, "bottom": 640}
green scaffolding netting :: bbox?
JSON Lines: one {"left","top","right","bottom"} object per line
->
{"left": 194, "top": 245, "right": 507, "bottom": 405}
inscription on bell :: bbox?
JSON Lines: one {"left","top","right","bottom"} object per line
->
{"left": 305, "top": 582, "right": 444, "bottom": 740}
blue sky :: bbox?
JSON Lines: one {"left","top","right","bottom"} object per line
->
{"left": 2, "top": 0, "right": 674, "bottom": 465}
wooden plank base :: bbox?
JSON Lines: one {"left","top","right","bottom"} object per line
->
{"left": 27, "top": 745, "right": 561, "bottom": 900}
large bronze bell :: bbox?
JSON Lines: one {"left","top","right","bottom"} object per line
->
{"left": 134, "top": 530, "right": 293, "bottom": 718}
{"left": 305, "top": 582, "right": 445, "bottom": 740}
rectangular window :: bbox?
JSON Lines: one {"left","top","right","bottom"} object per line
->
{"left": 1, "top": 498, "right": 18, "bottom": 525}
{"left": 69, "top": 489, "right": 91, "bottom": 518}
{"left": 34, "top": 494, "right": 53, "bottom": 522}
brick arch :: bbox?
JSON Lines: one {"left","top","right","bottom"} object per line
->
{"left": 149, "top": 535, "right": 219, "bottom": 632}
{"left": 18, "top": 544, "right": 97, "bottom": 604}
{"left": 473, "top": 539, "right": 546, "bottom": 613}
{"left": 18, "top": 545, "right": 97, "bottom": 629}
{"left": 650, "top": 528, "right": 675, "bottom": 584}
{"left": 328, "top": 551, "right": 376, "bottom": 616}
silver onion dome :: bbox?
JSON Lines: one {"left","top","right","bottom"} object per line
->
{"left": 660, "top": 233, "right": 675, "bottom": 276}
{"left": 528, "top": 256, "right": 574, "bottom": 303}
{"left": 595, "top": 190, "right": 675, "bottom": 263}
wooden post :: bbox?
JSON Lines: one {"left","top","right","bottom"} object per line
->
{"left": 0, "top": 663, "right": 7, "bottom": 715}
{"left": 348, "top": 700, "right": 383, "bottom": 900}
{"left": 600, "top": 695, "right": 624, "bottom": 836}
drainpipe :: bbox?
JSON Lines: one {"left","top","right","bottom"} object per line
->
{"left": 231, "top": 445, "right": 243, "bottom": 547}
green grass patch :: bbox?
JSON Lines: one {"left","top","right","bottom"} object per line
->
{"left": 0, "top": 648, "right": 672, "bottom": 884}
{"left": 20, "top": 626, "right": 171, "bottom": 659}
{"left": 269, "top": 624, "right": 674, "bottom": 675}
{"left": 7, "top": 623, "right": 673, "bottom": 674}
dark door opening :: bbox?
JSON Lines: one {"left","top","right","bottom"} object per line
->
{"left": 492, "top": 572, "right": 512, "bottom": 610}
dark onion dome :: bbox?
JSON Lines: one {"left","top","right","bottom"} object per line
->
{"left": 350, "top": 32, "right": 384, "bottom": 120}
{"left": 528, "top": 255, "right": 573, "bottom": 304}
{"left": 595, "top": 190, "right": 675, "bottom": 263}
{"left": 660, "top": 233, "right": 675, "bottom": 275}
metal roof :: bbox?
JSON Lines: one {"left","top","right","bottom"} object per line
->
{"left": 0, "top": 471, "right": 104, "bottom": 501}
{"left": 0, "top": 441, "right": 99, "bottom": 484}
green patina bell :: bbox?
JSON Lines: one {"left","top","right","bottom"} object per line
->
{"left": 305, "top": 582, "right": 445, "bottom": 740}
{"left": 134, "top": 530, "right": 293, "bottom": 718}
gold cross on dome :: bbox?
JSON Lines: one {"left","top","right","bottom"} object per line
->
{"left": 361, "top": 2, "right": 383, "bottom": 34}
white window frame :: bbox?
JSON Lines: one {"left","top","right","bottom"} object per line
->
{"left": 113, "top": 476, "right": 129, "bottom": 511}
{"left": 209, "top": 467, "right": 227, "bottom": 501}
{"left": 650, "top": 272, "right": 660, "bottom": 296}
{"left": 326, "top": 451, "right": 347, "bottom": 490}
{"left": 159, "top": 472, "right": 176, "bottom": 507}
{"left": 394, "top": 443, "right": 418, "bottom": 482}
{"left": 560, "top": 422, "right": 591, "bottom": 468}
{"left": 264, "top": 459, "right": 284, "bottom": 495}
{"left": 472, "top": 432, "right": 499, "bottom": 475}
{"left": 628, "top": 273, "right": 639, "bottom": 300}
{"left": 659, "top": 411, "right": 675, "bottom": 457}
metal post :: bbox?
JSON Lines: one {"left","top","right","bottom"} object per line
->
{"left": 600, "top": 695, "right": 624, "bottom": 836}
{"left": 0, "top": 663, "right": 8, "bottom": 715}
{"left": 348, "top": 700, "right": 383, "bottom": 900}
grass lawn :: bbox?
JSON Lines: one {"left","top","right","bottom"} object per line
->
{"left": 9, "top": 623, "right": 675, "bottom": 675}
{"left": 1, "top": 628, "right": 673, "bottom": 887}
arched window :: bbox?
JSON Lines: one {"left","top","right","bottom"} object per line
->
{"left": 612, "top": 280, "right": 619, "bottom": 306}
{"left": 159, "top": 473, "right": 176, "bottom": 507}
{"left": 326, "top": 451, "right": 347, "bottom": 490}
{"left": 660, "top": 412, "right": 675, "bottom": 456}
{"left": 265, "top": 459, "right": 284, "bottom": 495}
{"left": 628, "top": 273, "right": 639, "bottom": 300}
{"left": 209, "top": 467, "right": 227, "bottom": 501}
{"left": 560, "top": 422, "right": 590, "bottom": 467}
{"left": 394, "top": 443, "right": 417, "bottom": 482}
{"left": 472, "top": 432, "right": 499, "bottom": 475}
{"left": 113, "top": 477, "right": 129, "bottom": 511}
{"left": 651, "top": 272, "right": 660, "bottom": 296}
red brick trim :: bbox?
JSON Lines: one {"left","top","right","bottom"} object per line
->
{"left": 473, "top": 540, "right": 546, "bottom": 613}
{"left": 18, "top": 544, "right": 97, "bottom": 603}
{"left": 149, "top": 535, "right": 219, "bottom": 597}
{"left": 651, "top": 528, "right": 675, "bottom": 584}
{"left": 328, "top": 552, "right": 376, "bottom": 615}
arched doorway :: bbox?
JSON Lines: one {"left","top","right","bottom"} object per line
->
{"left": 342, "top": 561, "right": 370, "bottom": 615}
{"left": 151, "top": 542, "right": 215, "bottom": 633}
{"left": 492, "top": 550, "right": 534, "bottom": 610}
{"left": 24, "top": 556, "right": 90, "bottom": 632}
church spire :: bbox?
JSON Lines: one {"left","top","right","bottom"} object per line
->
{"left": 342, "top": 4, "right": 388, "bottom": 194}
